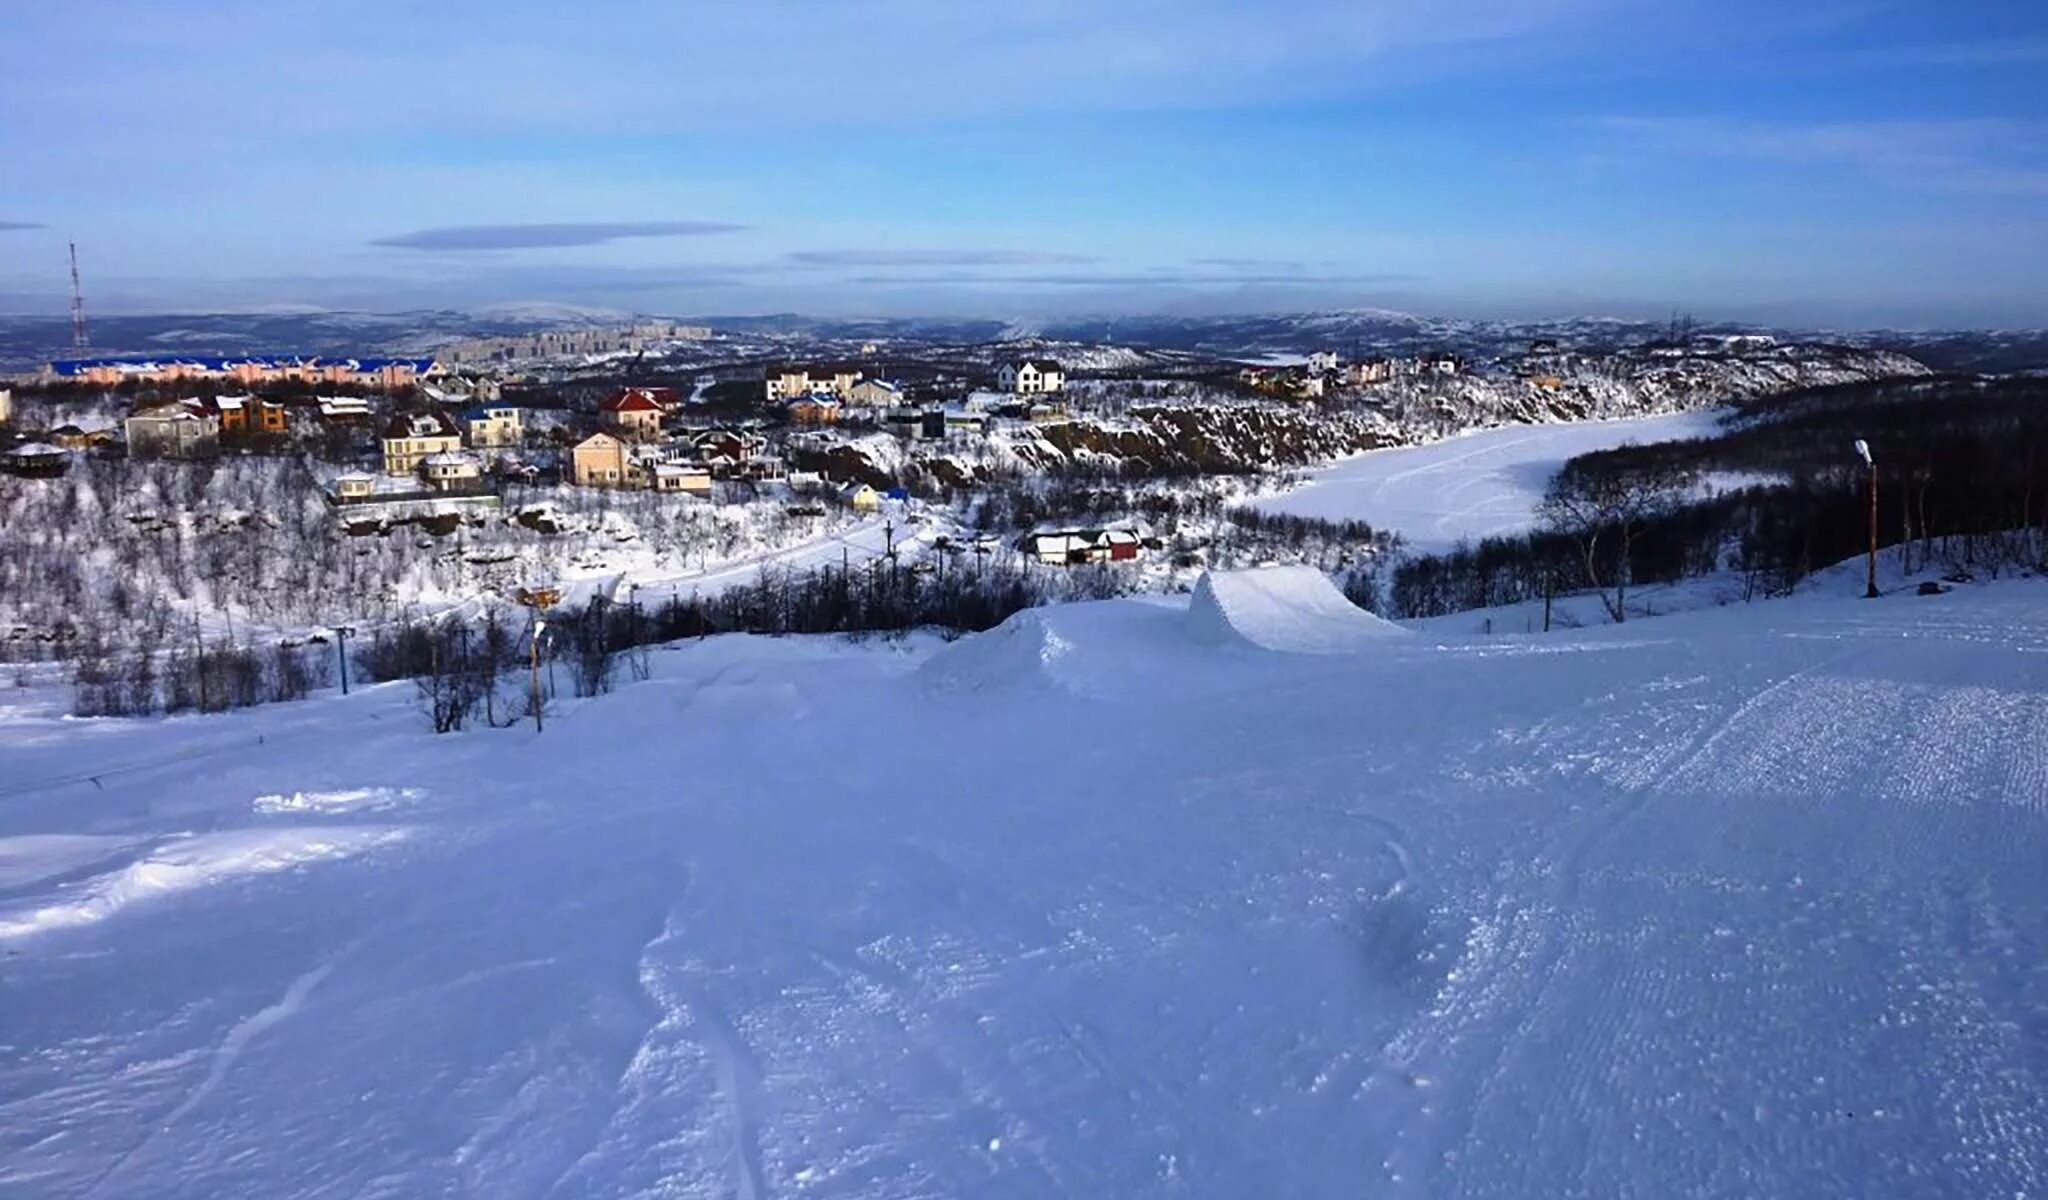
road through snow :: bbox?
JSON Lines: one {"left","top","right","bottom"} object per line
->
{"left": 1, "top": 578, "right": 2045, "bottom": 1196}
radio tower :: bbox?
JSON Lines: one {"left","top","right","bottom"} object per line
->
{"left": 68, "top": 242, "right": 90, "bottom": 351}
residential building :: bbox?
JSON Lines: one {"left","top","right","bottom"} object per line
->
{"left": 848, "top": 378, "right": 905, "bottom": 408}
{"left": 1306, "top": 350, "right": 1340, "bottom": 374}
{"left": 1347, "top": 358, "right": 1396, "bottom": 386}
{"left": 570, "top": 431, "right": 635, "bottom": 488}
{"left": 318, "top": 396, "right": 376, "bottom": 426}
{"left": 1, "top": 442, "right": 68, "bottom": 478}
{"left": 1418, "top": 352, "right": 1463, "bottom": 377}
{"left": 650, "top": 462, "right": 713, "bottom": 496}
{"left": 882, "top": 409, "right": 947, "bottom": 441}
{"left": 50, "top": 355, "right": 434, "bottom": 390}
{"left": 766, "top": 364, "right": 863, "bottom": 402}
{"left": 598, "top": 388, "right": 666, "bottom": 441}
{"left": 380, "top": 411, "right": 463, "bottom": 476}
{"left": 461, "top": 405, "right": 524, "bottom": 449}
{"left": 841, "top": 482, "right": 881, "bottom": 513}
{"left": 218, "top": 395, "right": 290, "bottom": 436}
{"left": 0, "top": 388, "right": 11, "bottom": 425}
{"left": 1022, "top": 528, "right": 1143, "bottom": 565}
{"left": 787, "top": 395, "right": 842, "bottom": 425}
{"left": 996, "top": 359, "right": 1065, "bottom": 394}
{"left": 691, "top": 429, "right": 773, "bottom": 479}
{"left": 125, "top": 400, "right": 221, "bottom": 460}
{"left": 332, "top": 471, "right": 379, "bottom": 502}
{"left": 48, "top": 424, "right": 113, "bottom": 451}
{"left": 419, "top": 450, "right": 485, "bottom": 493}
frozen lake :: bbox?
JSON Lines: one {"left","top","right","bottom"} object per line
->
{"left": 1252, "top": 409, "right": 1727, "bottom": 551}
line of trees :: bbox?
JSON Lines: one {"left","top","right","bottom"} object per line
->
{"left": 1386, "top": 376, "right": 2048, "bottom": 620}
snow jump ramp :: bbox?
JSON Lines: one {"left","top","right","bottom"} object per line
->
{"left": 1188, "top": 565, "right": 1408, "bottom": 654}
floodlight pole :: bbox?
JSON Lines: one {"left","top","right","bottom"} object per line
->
{"left": 1856, "top": 440, "right": 1879, "bottom": 599}
{"left": 530, "top": 618, "right": 546, "bottom": 733}
{"left": 336, "top": 626, "right": 355, "bottom": 695}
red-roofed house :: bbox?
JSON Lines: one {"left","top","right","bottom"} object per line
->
{"left": 599, "top": 388, "right": 666, "bottom": 440}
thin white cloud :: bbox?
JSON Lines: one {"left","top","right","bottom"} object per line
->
{"left": 787, "top": 249, "right": 1099, "bottom": 267}
{"left": 372, "top": 221, "right": 746, "bottom": 251}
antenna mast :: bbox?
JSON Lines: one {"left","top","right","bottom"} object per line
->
{"left": 68, "top": 243, "right": 90, "bottom": 351}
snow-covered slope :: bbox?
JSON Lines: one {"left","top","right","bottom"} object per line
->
{"left": 2, "top": 576, "right": 2045, "bottom": 1196}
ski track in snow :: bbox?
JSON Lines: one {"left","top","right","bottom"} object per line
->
{"left": 0, "top": 573, "right": 2045, "bottom": 1196}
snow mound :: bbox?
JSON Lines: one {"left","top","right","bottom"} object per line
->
{"left": 1189, "top": 566, "right": 1407, "bottom": 654}
{"left": 918, "top": 597, "right": 1192, "bottom": 697}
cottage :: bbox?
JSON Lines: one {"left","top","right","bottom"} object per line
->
{"left": 0, "top": 388, "right": 11, "bottom": 425}
{"left": 841, "top": 482, "right": 881, "bottom": 513}
{"left": 419, "top": 450, "right": 485, "bottom": 493}
{"left": 48, "top": 423, "right": 112, "bottom": 451}
{"left": 1347, "top": 358, "right": 1396, "bottom": 385}
{"left": 1023, "top": 527, "right": 1143, "bottom": 565}
{"left": 331, "top": 470, "right": 379, "bottom": 502}
{"left": 461, "top": 404, "right": 524, "bottom": 449}
{"left": 380, "top": 411, "right": 463, "bottom": 475}
{"left": 1290, "top": 374, "right": 1327, "bottom": 400}
{"left": 1418, "top": 352, "right": 1462, "bottom": 377}
{"left": 847, "top": 378, "right": 905, "bottom": 408}
{"left": 650, "top": 462, "right": 713, "bottom": 496}
{"left": 996, "top": 358, "right": 1064, "bottom": 395}
{"left": 766, "top": 364, "right": 863, "bottom": 402}
{"left": 1, "top": 442, "right": 68, "bottom": 478}
{"left": 219, "top": 395, "right": 290, "bottom": 436}
{"left": 598, "top": 388, "right": 666, "bottom": 441}
{"left": 126, "top": 401, "right": 221, "bottom": 460}
{"left": 1306, "top": 350, "right": 1340, "bottom": 374}
{"left": 570, "top": 430, "right": 634, "bottom": 488}
{"left": 318, "top": 396, "right": 376, "bottom": 426}
{"left": 787, "top": 394, "right": 842, "bottom": 425}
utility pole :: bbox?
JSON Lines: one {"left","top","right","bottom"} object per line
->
{"left": 1856, "top": 440, "right": 1879, "bottom": 599}
{"left": 335, "top": 626, "right": 354, "bottom": 695}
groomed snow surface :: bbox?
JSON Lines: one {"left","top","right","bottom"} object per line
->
{"left": 3, "top": 569, "right": 2047, "bottom": 1197}
{"left": 1251, "top": 409, "right": 1726, "bottom": 550}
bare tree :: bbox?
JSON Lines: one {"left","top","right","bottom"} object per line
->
{"left": 1536, "top": 459, "right": 1695, "bottom": 623}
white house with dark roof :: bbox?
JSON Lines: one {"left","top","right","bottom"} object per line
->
{"left": 996, "top": 359, "right": 1065, "bottom": 395}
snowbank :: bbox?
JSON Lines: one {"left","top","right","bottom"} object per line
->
{"left": 1189, "top": 565, "right": 1407, "bottom": 653}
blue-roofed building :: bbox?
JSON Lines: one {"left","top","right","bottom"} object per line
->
{"left": 48, "top": 354, "right": 436, "bottom": 389}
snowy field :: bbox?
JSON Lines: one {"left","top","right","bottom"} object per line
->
{"left": 1252, "top": 409, "right": 1726, "bottom": 550}
{"left": 2, "top": 567, "right": 2045, "bottom": 1196}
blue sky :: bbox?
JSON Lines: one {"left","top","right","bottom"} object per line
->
{"left": 1, "top": 0, "right": 2043, "bottom": 326}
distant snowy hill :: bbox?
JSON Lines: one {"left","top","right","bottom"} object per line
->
{"left": 7, "top": 306, "right": 2039, "bottom": 374}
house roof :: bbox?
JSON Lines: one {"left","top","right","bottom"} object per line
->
{"left": 4, "top": 442, "right": 67, "bottom": 459}
{"left": 129, "top": 400, "right": 212, "bottom": 423}
{"left": 1008, "top": 358, "right": 1064, "bottom": 372}
{"left": 50, "top": 355, "right": 434, "bottom": 377}
{"left": 602, "top": 389, "right": 666, "bottom": 414}
{"left": 380, "top": 411, "right": 460, "bottom": 440}
{"left": 573, "top": 430, "right": 625, "bottom": 449}
{"left": 421, "top": 451, "right": 480, "bottom": 468}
